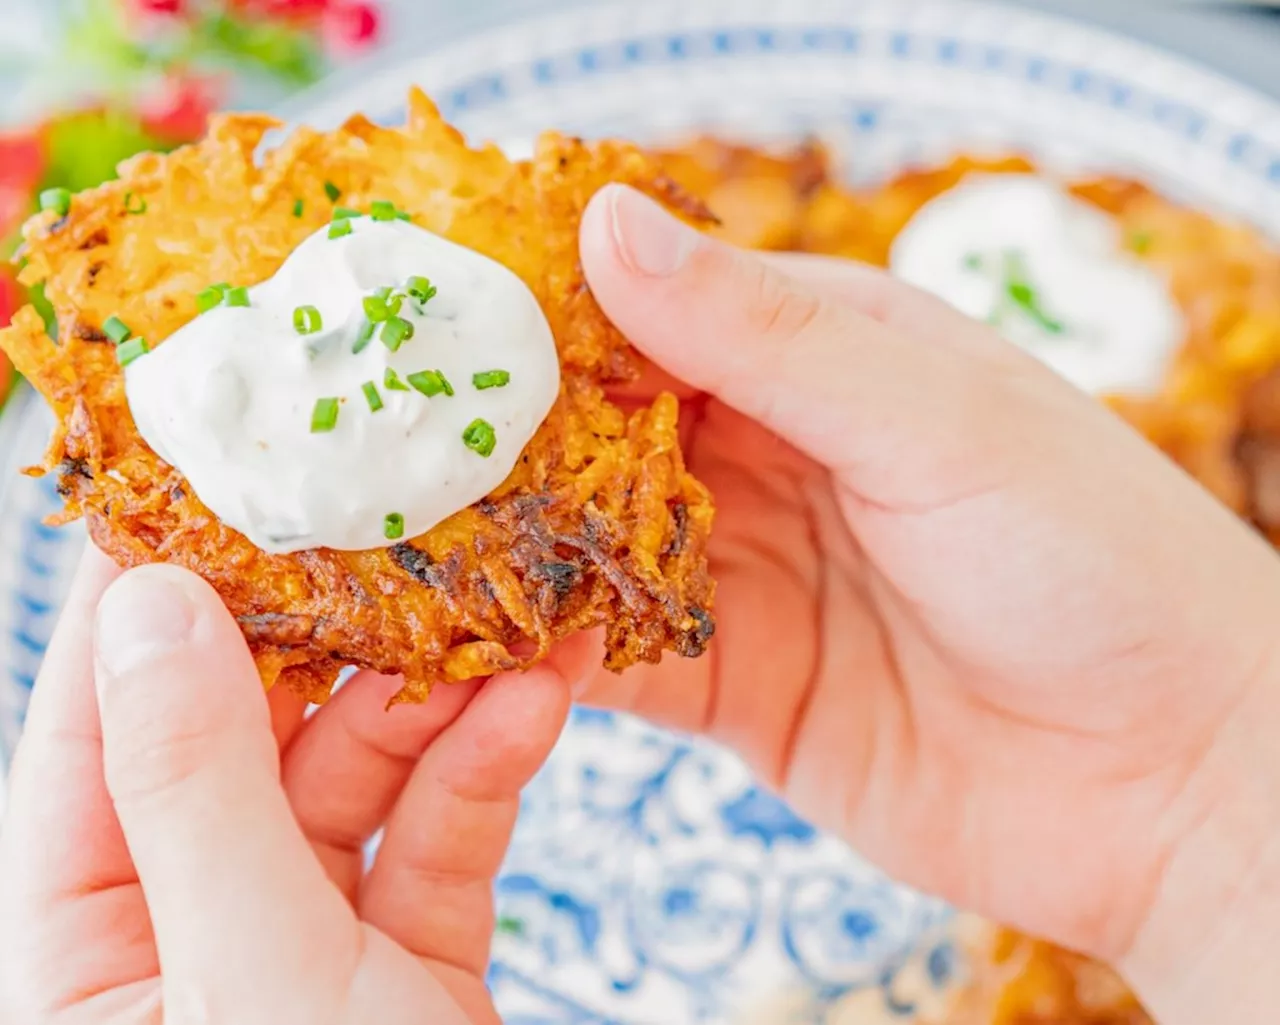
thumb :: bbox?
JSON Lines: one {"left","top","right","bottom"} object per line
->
{"left": 580, "top": 183, "right": 1035, "bottom": 484}
{"left": 95, "top": 565, "right": 351, "bottom": 1014}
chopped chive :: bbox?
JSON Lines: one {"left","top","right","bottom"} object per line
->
{"left": 362, "top": 380, "right": 384, "bottom": 412}
{"left": 395, "top": 210, "right": 411, "bottom": 221}
{"left": 123, "top": 191, "right": 147, "bottom": 215}
{"left": 310, "top": 397, "right": 340, "bottom": 433}
{"left": 196, "top": 285, "right": 225, "bottom": 312}
{"left": 323, "top": 181, "right": 341, "bottom": 202}
{"left": 1002, "top": 251, "right": 1064, "bottom": 335}
{"left": 370, "top": 199, "right": 397, "bottom": 221}
{"left": 293, "top": 305, "right": 322, "bottom": 335}
{"left": 224, "top": 286, "right": 250, "bottom": 308}
{"left": 39, "top": 187, "right": 71, "bottom": 217}
{"left": 116, "top": 337, "right": 149, "bottom": 367}
{"left": 383, "top": 512, "right": 405, "bottom": 540}
{"left": 292, "top": 198, "right": 304, "bottom": 217}
{"left": 328, "top": 219, "right": 353, "bottom": 239}
{"left": 352, "top": 319, "right": 376, "bottom": 353}
{"left": 405, "top": 276, "right": 437, "bottom": 304}
{"left": 384, "top": 367, "right": 409, "bottom": 391}
{"left": 472, "top": 369, "right": 510, "bottom": 390}
{"left": 1129, "top": 230, "right": 1154, "bottom": 254}
{"left": 962, "top": 252, "right": 983, "bottom": 271}
{"left": 407, "top": 369, "right": 453, "bottom": 397}
{"left": 333, "top": 205, "right": 361, "bottom": 220}
{"left": 380, "top": 316, "right": 414, "bottom": 351}
{"left": 362, "top": 292, "right": 402, "bottom": 322}
{"left": 462, "top": 418, "right": 496, "bottom": 457}
{"left": 103, "top": 315, "right": 131, "bottom": 345}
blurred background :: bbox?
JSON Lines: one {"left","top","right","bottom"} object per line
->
{"left": 1, "top": 0, "right": 1280, "bottom": 400}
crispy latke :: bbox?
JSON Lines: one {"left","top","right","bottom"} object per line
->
{"left": 1, "top": 89, "right": 716, "bottom": 702}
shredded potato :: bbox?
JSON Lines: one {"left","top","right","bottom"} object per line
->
{"left": 0, "top": 91, "right": 717, "bottom": 703}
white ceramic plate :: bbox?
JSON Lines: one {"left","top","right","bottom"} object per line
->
{"left": 7, "top": 1, "right": 1280, "bottom": 1020}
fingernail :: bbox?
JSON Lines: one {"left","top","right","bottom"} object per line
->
{"left": 96, "top": 568, "right": 198, "bottom": 678}
{"left": 608, "top": 185, "right": 697, "bottom": 277}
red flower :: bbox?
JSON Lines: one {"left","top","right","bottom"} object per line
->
{"left": 233, "top": 0, "right": 329, "bottom": 20}
{"left": 0, "top": 131, "right": 46, "bottom": 242}
{"left": 138, "top": 75, "right": 223, "bottom": 144}
{"left": 324, "top": 2, "right": 380, "bottom": 52}
{"left": 132, "top": 0, "right": 186, "bottom": 14}
{"left": 0, "top": 270, "right": 18, "bottom": 328}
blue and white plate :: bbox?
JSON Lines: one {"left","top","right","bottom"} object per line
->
{"left": 8, "top": 1, "right": 1280, "bottom": 1020}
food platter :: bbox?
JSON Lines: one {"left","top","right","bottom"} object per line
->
{"left": 7, "top": 0, "right": 1280, "bottom": 1019}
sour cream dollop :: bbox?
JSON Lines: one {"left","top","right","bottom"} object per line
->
{"left": 890, "top": 173, "right": 1184, "bottom": 395}
{"left": 126, "top": 217, "right": 560, "bottom": 554}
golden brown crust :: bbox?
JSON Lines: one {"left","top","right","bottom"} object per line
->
{"left": 1, "top": 89, "right": 717, "bottom": 702}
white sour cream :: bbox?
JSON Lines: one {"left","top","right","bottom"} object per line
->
{"left": 890, "top": 173, "right": 1184, "bottom": 395}
{"left": 126, "top": 218, "right": 560, "bottom": 554}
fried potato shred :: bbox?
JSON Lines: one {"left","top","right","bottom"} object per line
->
{"left": 2, "top": 89, "right": 716, "bottom": 702}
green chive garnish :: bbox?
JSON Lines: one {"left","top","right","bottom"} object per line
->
{"left": 292, "top": 198, "right": 304, "bottom": 217}
{"left": 323, "top": 181, "right": 341, "bottom": 202}
{"left": 384, "top": 368, "right": 409, "bottom": 391}
{"left": 395, "top": 210, "right": 411, "bottom": 221}
{"left": 39, "top": 188, "right": 71, "bottom": 217}
{"left": 380, "top": 316, "right": 413, "bottom": 351}
{"left": 293, "top": 305, "right": 322, "bottom": 335}
{"left": 352, "top": 319, "right": 376, "bottom": 353}
{"left": 311, "top": 397, "right": 340, "bottom": 433}
{"left": 362, "top": 292, "right": 402, "bottom": 322}
{"left": 407, "top": 369, "right": 453, "bottom": 397}
{"left": 1000, "top": 251, "right": 1064, "bottom": 335}
{"left": 196, "top": 287, "right": 223, "bottom": 313}
{"left": 362, "top": 381, "right": 383, "bottom": 412}
{"left": 116, "top": 338, "right": 149, "bottom": 367}
{"left": 224, "top": 286, "right": 250, "bottom": 308}
{"left": 962, "top": 252, "right": 983, "bottom": 271}
{"left": 328, "top": 219, "right": 353, "bottom": 240}
{"left": 334, "top": 205, "right": 361, "bottom": 220}
{"left": 472, "top": 369, "right": 510, "bottom": 390}
{"left": 384, "top": 512, "right": 405, "bottom": 540}
{"left": 103, "top": 315, "right": 131, "bottom": 345}
{"left": 462, "top": 418, "right": 497, "bottom": 457}
{"left": 405, "top": 276, "right": 437, "bottom": 304}
{"left": 123, "top": 191, "right": 147, "bottom": 215}
{"left": 370, "top": 199, "right": 397, "bottom": 221}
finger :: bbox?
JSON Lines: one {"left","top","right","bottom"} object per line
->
{"left": 94, "top": 565, "right": 353, "bottom": 1015}
{"left": 268, "top": 684, "right": 309, "bottom": 749}
{"left": 580, "top": 184, "right": 1051, "bottom": 500}
{"left": 759, "top": 251, "right": 1030, "bottom": 367}
{"left": 360, "top": 666, "right": 571, "bottom": 979}
{"left": 282, "top": 671, "right": 482, "bottom": 899}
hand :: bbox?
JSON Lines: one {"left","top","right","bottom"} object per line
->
{"left": 563, "top": 184, "right": 1280, "bottom": 1023}
{"left": 0, "top": 548, "right": 569, "bottom": 1024}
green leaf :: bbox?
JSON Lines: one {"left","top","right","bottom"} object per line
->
{"left": 41, "top": 109, "right": 170, "bottom": 196}
{"left": 195, "top": 11, "right": 322, "bottom": 85}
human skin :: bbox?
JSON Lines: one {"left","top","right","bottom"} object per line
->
{"left": 1, "top": 184, "right": 1279, "bottom": 1023}
{"left": 562, "top": 185, "right": 1280, "bottom": 1025}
